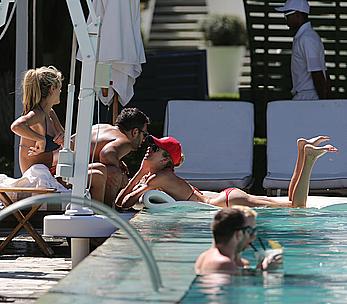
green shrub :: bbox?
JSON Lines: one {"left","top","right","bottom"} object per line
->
{"left": 209, "top": 93, "right": 240, "bottom": 100}
{"left": 200, "top": 14, "right": 248, "bottom": 46}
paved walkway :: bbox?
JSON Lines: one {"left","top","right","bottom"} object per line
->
{"left": 0, "top": 210, "right": 136, "bottom": 303}
{"left": 0, "top": 230, "right": 71, "bottom": 303}
{"left": 0, "top": 256, "right": 71, "bottom": 303}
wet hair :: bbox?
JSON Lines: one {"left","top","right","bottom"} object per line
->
{"left": 212, "top": 208, "right": 246, "bottom": 245}
{"left": 115, "top": 108, "right": 150, "bottom": 131}
{"left": 22, "top": 66, "right": 63, "bottom": 115}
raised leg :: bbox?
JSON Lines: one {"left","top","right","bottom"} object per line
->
{"left": 288, "top": 136, "right": 330, "bottom": 200}
{"left": 291, "top": 144, "right": 337, "bottom": 207}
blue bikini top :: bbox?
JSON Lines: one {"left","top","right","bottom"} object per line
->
{"left": 45, "top": 134, "right": 60, "bottom": 152}
{"left": 39, "top": 105, "right": 60, "bottom": 152}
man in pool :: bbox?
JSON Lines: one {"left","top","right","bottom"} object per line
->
{"left": 115, "top": 135, "right": 337, "bottom": 209}
{"left": 195, "top": 206, "right": 281, "bottom": 274}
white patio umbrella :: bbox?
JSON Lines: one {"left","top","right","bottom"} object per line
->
{"left": 53, "top": 0, "right": 147, "bottom": 267}
{"left": 90, "top": 0, "right": 146, "bottom": 119}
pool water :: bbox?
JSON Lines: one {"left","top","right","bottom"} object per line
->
{"left": 38, "top": 203, "right": 347, "bottom": 303}
{"left": 181, "top": 207, "right": 347, "bottom": 304}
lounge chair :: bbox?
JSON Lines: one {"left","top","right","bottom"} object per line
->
{"left": 263, "top": 99, "right": 347, "bottom": 196}
{"left": 0, "top": 187, "right": 57, "bottom": 256}
{"left": 0, "top": 164, "right": 71, "bottom": 256}
{"left": 163, "top": 100, "right": 254, "bottom": 191}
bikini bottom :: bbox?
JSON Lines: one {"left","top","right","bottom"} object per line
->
{"left": 223, "top": 187, "right": 236, "bottom": 207}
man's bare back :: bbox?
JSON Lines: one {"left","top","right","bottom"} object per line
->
{"left": 195, "top": 248, "right": 238, "bottom": 275}
{"left": 90, "top": 124, "right": 134, "bottom": 164}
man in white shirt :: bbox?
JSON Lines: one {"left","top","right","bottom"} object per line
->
{"left": 276, "top": 0, "right": 331, "bottom": 100}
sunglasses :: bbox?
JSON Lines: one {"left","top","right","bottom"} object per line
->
{"left": 150, "top": 143, "right": 160, "bottom": 152}
{"left": 250, "top": 237, "right": 267, "bottom": 253}
{"left": 240, "top": 226, "right": 257, "bottom": 236}
{"left": 138, "top": 128, "right": 149, "bottom": 138}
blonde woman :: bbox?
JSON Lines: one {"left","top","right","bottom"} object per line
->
{"left": 11, "top": 66, "right": 107, "bottom": 202}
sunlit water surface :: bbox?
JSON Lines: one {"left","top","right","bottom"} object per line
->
{"left": 179, "top": 207, "right": 347, "bottom": 304}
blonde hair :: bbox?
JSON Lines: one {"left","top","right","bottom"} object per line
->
{"left": 232, "top": 205, "right": 257, "bottom": 218}
{"left": 22, "top": 66, "right": 63, "bottom": 114}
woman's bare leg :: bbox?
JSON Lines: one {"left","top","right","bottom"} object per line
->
{"left": 288, "top": 136, "right": 330, "bottom": 200}
{"left": 291, "top": 144, "right": 337, "bottom": 208}
{"left": 209, "top": 189, "right": 292, "bottom": 208}
{"left": 104, "top": 165, "right": 128, "bottom": 207}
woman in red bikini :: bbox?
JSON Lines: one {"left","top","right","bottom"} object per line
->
{"left": 116, "top": 135, "right": 337, "bottom": 209}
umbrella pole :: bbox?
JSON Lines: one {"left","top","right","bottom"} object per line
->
{"left": 112, "top": 93, "right": 119, "bottom": 125}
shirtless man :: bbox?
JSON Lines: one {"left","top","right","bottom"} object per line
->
{"left": 75, "top": 108, "right": 150, "bottom": 205}
{"left": 115, "top": 135, "right": 337, "bottom": 209}
{"left": 195, "top": 206, "right": 281, "bottom": 274}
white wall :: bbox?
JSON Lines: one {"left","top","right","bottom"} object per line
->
{"left": 207, "top": 0, "right": 245, "bottom": 20}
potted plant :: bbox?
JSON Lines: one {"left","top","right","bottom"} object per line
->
{"left": 200, "top": 14, "right": 248, "bottom": 95}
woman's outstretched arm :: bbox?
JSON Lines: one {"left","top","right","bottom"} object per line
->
{"left": 115, "top": 158, "right": 151, "bottom": 209}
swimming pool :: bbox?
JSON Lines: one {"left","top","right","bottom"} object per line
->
{"left": 182, "top": 207, "right": 347, "bottom": 304}
{"left": 40, "top": 204, "right": 347, "bottom": 303}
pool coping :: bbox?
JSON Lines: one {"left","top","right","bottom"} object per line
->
{"left": 37, "top": 206, "right": 216, "bottom": 303}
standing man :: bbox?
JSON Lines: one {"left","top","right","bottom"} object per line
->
{"left": 73, "top": 108, "right": 150, "bottom": 206}
{"left": 276, "top": 0, "right": 331, "bottom": 100}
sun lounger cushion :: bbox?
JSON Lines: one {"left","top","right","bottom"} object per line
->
{"left": 164, "top": 100, "right": 254, "bottom": 191}
{"left": 263, "top": 99, "right": 347, "bottom": 190}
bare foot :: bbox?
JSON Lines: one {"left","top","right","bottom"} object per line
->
{"left": 297, "top": 136, "right": 330, "bottom": 151}
{"left": 304, "top": 144, "right": 338, "bottom": 160}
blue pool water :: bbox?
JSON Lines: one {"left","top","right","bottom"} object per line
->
{"left": 39, "top": 203, "right": 347, "bottom": 303}
{"left": 181, "top": 207, "right": 347, "bottom": 304}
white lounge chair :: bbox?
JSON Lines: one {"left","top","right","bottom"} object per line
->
{"left": 263, "top": 99, "right": 347, "bottom": 195}
{"left": 163, "top": 100, "right": 254, "bottom": 191}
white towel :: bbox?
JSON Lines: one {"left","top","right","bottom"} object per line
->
{"left": 0, "top": 164, "right": 70, "bottom": 204}
{"left": 81, "top": 0, "right": 146, "bottom": 106}
{"left": 0, "top": 164, "right": 70, "bottom": 191}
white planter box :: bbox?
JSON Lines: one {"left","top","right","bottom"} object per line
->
{"left": 207, "top": 0, "right": 245, "bottom": 21}
{"left": 207, "top": 46, "right": 246, "bottom": 95}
